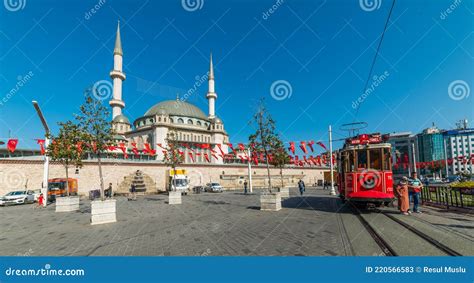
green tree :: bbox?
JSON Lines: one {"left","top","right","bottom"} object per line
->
{"left": 75, "top": 88, "right": 115, "bottom": 201}
{"left": 270, "top": 140, "right": 291, "bottom": 189}
{"left": 47, "top": 121, "right": 84, "bottom": 196}
{"left": 249, "top": 99, "right": 284, "bottom": 193}
{"left": 163, "top": 128, "right": 184, "bottom": 191}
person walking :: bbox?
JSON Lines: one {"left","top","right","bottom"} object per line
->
{"left": 106, "top": 183, "right": 113, "bottom": 198}
{"left": 396, "top": 177, "right": 410, "bottom": 215}
{"left": 323, "top": 181, "right": 327, "bottom": 190}
{"left": 36, "top": 193, "right": 44, "bottom": 208}
{"left": 298, "top": 179, "right": 306, "bottom": 196}
{"left": 409, "top": 172, "right": 423, "bottom": 213}
{"left": 129, "top": 184, "right": 137, "bottom": 201}
{"left": 244, "top": 180, "right": 248, "bottom": 195}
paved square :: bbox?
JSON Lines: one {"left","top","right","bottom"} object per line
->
{"left": 0, "top": 188, "right": 350, "bottom": 256}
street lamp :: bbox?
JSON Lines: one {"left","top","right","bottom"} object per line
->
{"left": 247, "top": 147, "right": 253, "bottom": 193}
{"left": 329, "top": 125, "right": 336, "bottom": 196}
{"left": 32, "top": 101, "right": 50, "bottom": 207}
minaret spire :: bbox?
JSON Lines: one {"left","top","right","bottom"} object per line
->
{"left": 206, "top": 52, "right": 217, "bottom": 119}
{"left": 109, "top": 21, "right": 126, "bottom": 120}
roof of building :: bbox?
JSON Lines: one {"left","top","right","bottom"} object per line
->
{"left": 112, "top": 114, "right": 131, "bottom": 125}
{"left": 144, "top": 100, "right": 208, "bottom": 120}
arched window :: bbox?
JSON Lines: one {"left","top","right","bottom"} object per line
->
{"left": 169, "top": 118, "right": 173, "bottom": 123}
{"left": 188, "top": 119, "right": 193, "bottom": 125}
{"left": 158, "top": 117, "right": 161, "bottom": 122}
{"left": 178, "top": 118, "right": 184, "bottom": 124}
{"left": 197, "top": 121, "right": 202, "bottom": 126}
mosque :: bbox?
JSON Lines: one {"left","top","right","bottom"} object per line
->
{"left": 108, "top": 23, "right": 229, "bottom": 164}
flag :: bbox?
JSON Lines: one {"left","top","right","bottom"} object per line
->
{"left": 131, "top": 143, "right": 139, "bottom": 157}
{"left": 7, "top": 139, "right": 18, "bottom": 153}
{"left": 238, "top": 143, "right": 246, "bottom": 151}
{"left": 308, "top": 141, "right": 315, "bottom": 152}
{"left": 300, "top": 141, "right": 308, "bottom": 154}
{"left": 188, "top": 152, "right": 195, "bottom": 162}
{"left": 227, "top": 143, "right": 236, "bottom": 155}
{"left": 289, "top": 142, "right": 295, "bottom": 154}
{"left": 316, "top": 141, "right": 327, "bottom": 151}
{"left": 118, "top": 143, "right": 128, "bottom": 159}
{"left": 143, "top": 143, "right": 156, "bottom": 156}
{"left": 36, "top": 139, "right": 45, "bottom": 155}
{"left": 204, "top": 153, "right": 211, "bottom": 163}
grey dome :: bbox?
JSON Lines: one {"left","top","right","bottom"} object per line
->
{"left": 145, "top": 100, "right": 208, "bottom": 120}
{"left": 113, "top": 114, "right": 131, "bottom": 125}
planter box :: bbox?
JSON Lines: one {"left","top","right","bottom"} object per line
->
{"left": 91, "top": 199, "right": 116, "bottom": 225}
{"left": 260, "top": 192, "right": 282, "bottom": 211}
{"left": 55, "top": 196, "right": 80, "bottom": 212}
{"left": 278, "top": 187, "right": 290, "bottom": 199}
{"left": 168, "top": 191, "right": 182, "bottom": 205}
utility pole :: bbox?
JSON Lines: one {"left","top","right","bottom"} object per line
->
{"left": 329, "top": 125, "right": 336, "bottom": 196}
{"left": 443, "top": 138, "right": 449, "bottom": 178}
{"left": 32, "top": 101, "right": 50, "bottom": 207}
{"left": 247, "top": 147, "right": 253, "bottom": 193}
{"left": 412, "top": 142, "right": 417, "bottom": 175}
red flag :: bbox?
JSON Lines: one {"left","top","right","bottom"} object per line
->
{"left": 76, "top": 141, "right": 83, "bottom": 155}
{"left": 308, "top": 141, "right": 315, "bottom": 152}
{"left": 7, "top": 139, "right": 18, "bottom": 153}
{"left": 204, "top": 153, "right": 211, "bottom": 163}
{"left": 227, "top": 143, "right": 236, "bottom": 155}
{"left": 157, "top": 143, "right": 166, "bottom": 150}
{"left": 238, "top": 143, "right": 246, "bottom": 151}
{"left": 36, "top": 139, "right": 45, "bottom": 155}
{"left": 118, "top": 142, "right": 128, "bottom": 159}
{"left": 289, "top": 142, "right": 295, "bottom": 154}
{"left": 143, "top": 143, "right": 156, "bottom": 156}
{"left": 107, "top": 145, "right": 117, "bottom": 151}
{"left": 131, "top": 143, "right": 139, "bottom": 157}
{"left": 188, "top": 152, "right": 195, "bottom": 162}
{"left": 216, "top": 144, "right": 225, "bottom": 156}
{"left": 316, "top": 141, "right": 327, "bottom": 151}
{"left": 300, "top": 141, "right": 308, "bottom": 154}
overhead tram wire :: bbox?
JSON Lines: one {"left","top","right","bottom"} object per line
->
{"left": 353, "top": 0, "right": 397, "bottom": 122}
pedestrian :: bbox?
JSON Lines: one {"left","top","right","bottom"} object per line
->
{"left": 323, "top": 181, "right": 327, "bottom": 190}
{"left": 298, "top": 179, "right": 306, "bottom": 196}
{"left": 244, "top": 180, "right": 248, "bottom": 195}
{"left": 395, "top": 177, "right": 410, "bottom": 215}
{"left": 106, "top": 183, "right": 113, "bottom": 198}
{"left": 129, "top": 184, "right": 137, "bottom": 201}
{"left": 36, "top": 193, "right": 44, "bottom": 208}
{"left": 409, "top": 172, "right": 423, "bottom": 213}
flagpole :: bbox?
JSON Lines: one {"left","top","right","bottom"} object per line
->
{"left": 329, "top": 125, "right": 336, "bottom": 196}
{"left": 248, "top": 147, "right": 253, "bottom": 193}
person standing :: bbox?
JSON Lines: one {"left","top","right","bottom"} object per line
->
{"left": 36, "top": 193, "right": 44, "bottom": 208}
{"left": 106, "top": 183, "right": 113, "bottom": 198}
{"left": 129, "top": 184, "right": 137, "bottom": 201}
{"left": 409, "top": 172, "right": 423, "bottom": 213}
{"left": 244, "top": 180, "right": 248, "bottom": 195}
{"left": 298, "top": 179, "right": 306, "bottom": 196}
{"left": 396, "top": 177, "right": 410, "bottom": 215}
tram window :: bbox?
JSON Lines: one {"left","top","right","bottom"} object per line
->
{"left": 383, "top": 148, "right": 391, "bottom": 171}
{"left": 369, "top": 149, "right": 382, "bottom": 170}
{"left": 348, "top": 151, "right": 355, "bottom": 172}
{"left": 357, "top": 150, "right": 368, "bottom": 169}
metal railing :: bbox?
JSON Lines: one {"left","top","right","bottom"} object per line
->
{"left": 421, "top": 184, "right": 473, "bottom": 210}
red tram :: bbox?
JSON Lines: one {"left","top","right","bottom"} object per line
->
{"left": 337, "top": 133, "right": 395, "bottom": 206}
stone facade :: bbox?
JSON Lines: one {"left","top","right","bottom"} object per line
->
{"left": 0, "top": 159, "right": 329, "bottom": 196}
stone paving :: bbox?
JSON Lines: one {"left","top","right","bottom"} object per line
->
{"left": 0, "top": 188, "right": 351, "bottom": 256}
{"left": 0, "top": 187, "right": 472, "bottom": 256}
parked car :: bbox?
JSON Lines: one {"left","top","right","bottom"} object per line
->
{"left": 205, "top": 183, "right": 223, "bottom": 193}
{"left": 0, "top": 190, "right": 35, "bottom": 206}
{"left": 30, "top": 189, "right": 42, "bottom": 202}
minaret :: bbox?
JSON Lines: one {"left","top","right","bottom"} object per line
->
{"left": 206, "top": 52, "right": 217, "bottom": 119}
{"left": 109, "top": 21, "right": 126, "bottom": 120}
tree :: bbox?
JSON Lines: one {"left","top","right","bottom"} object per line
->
{"left": 249, "top": 99, "right": 284, "bottom": 193}
{"left": 270, "top": 140, "right": 291, "bottom": 189}
{"left": 75, "top": 88, "right": 115, "bottom": 201}
{"left": 163, "top": 128, "right": 184, "bottom": 191}
{"left": 47, "top": 121, "right": 84, "bottom": 197}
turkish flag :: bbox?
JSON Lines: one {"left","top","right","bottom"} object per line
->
{"left": 204, "top": 153, "right": 211, "bottom": 163}
{"left": 300, "top": 142, "right": 308, "bottom": 154}
{"left": 188, "top": 152, "right": 195, "bottom": 162}
{"left": 238, "top": 143, "right": 246, "bottom": 151}
{"left": 131, "top": 143, "right": 139, "bottom": 157}
{"left": 36, "top": 139, "right": 45, "bottom": 155}
{"left": 118, "top": 143, "right": 128, "bottom": 159}
{"left": 289, "top": 142, "right": 295, "bottom": 154}
{"left": 227, "top": 143, "right": 236, "bottom": 155}
{"left": 308, "top": 141, "right": 315, "bottom": 152}
{"left": 7, "top": 139, "right": 18, "bottom": 153}
{"left": 316, "top": 141, "right": 327, "bottom": 151}
{"left": 143, "top": 143, "right": 156, "bottom": 156}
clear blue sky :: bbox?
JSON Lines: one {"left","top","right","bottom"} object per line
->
{"left": 0, "top": 0, "right": 473, "bottom": 150}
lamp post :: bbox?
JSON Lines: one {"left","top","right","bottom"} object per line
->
{"left": 329, "top": 125, "right": 336, "bottom": 196}
{"left": 443, "top": 138, "right": 449, "bottom": 178}
{"left": 247, "top": 147, "right": 253, "bottom": 193}
{"left": 32, "top": 101, "right": 50, "bottom": 207}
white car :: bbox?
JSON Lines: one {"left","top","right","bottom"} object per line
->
{"left": 205, "top": 183, "right": 223, "bottom": 193}
{"left": 0, "top": 190, "right": 35, "bottom": 206}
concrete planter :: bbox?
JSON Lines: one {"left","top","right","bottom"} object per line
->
{"left": 260, "top": 192, "right": 282, "bottom": 211}
{"left": 278, "top": 187, "right": 290, "bottom": 199}
{"left": 91, "top": 199, "right": 116, "bottom": 225}
{"left": 168, "top": 191, "right": 182, "bottom": 205}
{"left": 55, "top": 196, "right": 80, "bottom": 212}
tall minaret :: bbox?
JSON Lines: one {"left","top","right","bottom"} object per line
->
{"left": 109, "top": 21, "right": 126, "bottom": 120}
{"left": 206, "top": 53, "right": 217, "bottom": 119}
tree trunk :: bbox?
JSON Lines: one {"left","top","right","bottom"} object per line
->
{"left": 65, "top": 163, "right": 69, "bottom": 197}
{"left": 280, "top": 167, "right": 284, "bottom": 189}
{"left": 98, "top": 154, "right": 105, "bottom": 201}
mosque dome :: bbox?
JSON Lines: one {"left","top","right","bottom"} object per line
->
{"left": 112, "top": 114, "right": 131, "bottom": 125}
{"left": 144, "top": 100, "right": 208, "bottom": 120}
